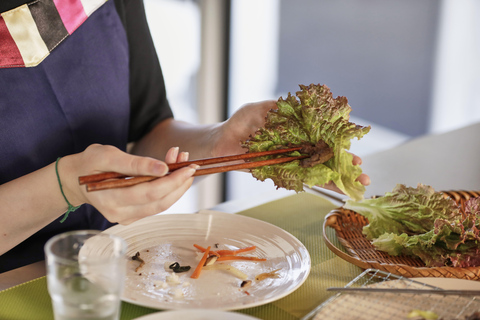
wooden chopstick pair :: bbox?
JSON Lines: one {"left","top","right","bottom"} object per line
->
{"left": 79, "top": 146, "right": 305, "bottom": 192}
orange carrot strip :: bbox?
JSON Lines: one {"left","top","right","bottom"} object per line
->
{"left": 193, "top": 244, "right": 207, "bottom": 252}
{"left": 215, "top": 246, "right": 257, "bottom": 256}
{"left": 216, "top": 256, "right": 266, "bottom": 262}
{"left": 210, "top": 251, "right": 221, "bottom": 257}
{"left": 193, "top": 244, "right": 219, "bottom": 257}
{"left": 213, "top": 250, "right": 237, "bottom": 256}
{"left": 193, "top": 244, "right": 256, "bottom": 257}
{"left": 234, "top": 245, "right": 257, "bottom": 254}
{"left": 191, "top": 246, "right": 211, "bottom": 279}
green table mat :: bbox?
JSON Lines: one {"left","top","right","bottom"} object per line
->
{"left": 0, "top": 192, "right": 362, "bottom": 320}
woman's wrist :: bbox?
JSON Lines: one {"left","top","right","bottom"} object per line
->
{"left": 55, "top": 154, "right": 86, "bottom": 208}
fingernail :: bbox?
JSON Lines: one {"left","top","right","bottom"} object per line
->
{"left": 153, "top": 161, "right": 168, "bottom": 175}
{"left": 180, "top": 151, "right": 189, "bottom": 162}
{"left": 184, "top": 164, "right": 199, "bottom": 177}
{"left": 172, "top": 147, "right": 180, "bottom": 159}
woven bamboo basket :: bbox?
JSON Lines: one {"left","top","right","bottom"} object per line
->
{"left": 323, "top": 190, "right": 480, "bottom": 280}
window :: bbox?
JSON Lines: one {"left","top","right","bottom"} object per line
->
{"left": 145, "top": 0, "right": 201, "bottom": 213}
{"left": 145, "top": 0, "right": 480, "bottom": 209}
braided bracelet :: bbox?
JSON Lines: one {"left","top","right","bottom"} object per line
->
{"left": 55, "top": 157, "right": 81, "bottom": 223}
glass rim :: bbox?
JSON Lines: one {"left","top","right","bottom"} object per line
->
{"left": 44, "top": 229, "right": 127, "bottom": 264}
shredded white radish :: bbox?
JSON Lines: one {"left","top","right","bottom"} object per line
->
{"left": 202, "top": 264, "right": 248, "bottom": 280}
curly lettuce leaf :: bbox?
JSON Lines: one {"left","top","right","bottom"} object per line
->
{"left": 346, "top": 184, "right": 480, "bottom": 267}
{"left": 343, "top": 184, "right": 461, "bottom": 239}
{"left": 241, "top": 84, "right": 370, "bottom": 201}
{"left": 373, "top": 209, "right": 480, "bottom": 267}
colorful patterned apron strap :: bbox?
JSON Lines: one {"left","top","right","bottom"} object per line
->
{"left": 0, "top": 0, "right": 107, "bottom": 68}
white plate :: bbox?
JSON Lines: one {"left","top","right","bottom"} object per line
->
{"left": 102, "top": 211, "right": 311, "bottom": 310}
{"left": 134, "top": 309, "right": 260, "bottom": 320}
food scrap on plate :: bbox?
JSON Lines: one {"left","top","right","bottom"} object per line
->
{"left": 128, "top": 243, "right": 282, "bottom": 299}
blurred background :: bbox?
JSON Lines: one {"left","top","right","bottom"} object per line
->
{"left": 143, "top": 0, "right": 480, "bottom": 213}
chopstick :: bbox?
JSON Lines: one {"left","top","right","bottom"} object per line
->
{"left": 78, "top": 146, "right": 302, "bottom": 184}
{"left": 79, "top": 146, "right": 305, "bottom": 192}
{"left": 327, "top": 287, "right": 480, "bottom": 296}
{"left": 304, "top": 185, "right": 346, "bottom": 205}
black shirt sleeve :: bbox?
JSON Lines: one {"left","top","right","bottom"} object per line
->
{"left": 114, "top": 0, "right": 174, "bottom": 142}
{"left": 0, "top": 0, "right": 28, "bottom": 12}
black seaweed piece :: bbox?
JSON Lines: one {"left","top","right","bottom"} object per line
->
{"left": 169, "top": 262, "right": 191, "bottom": 273}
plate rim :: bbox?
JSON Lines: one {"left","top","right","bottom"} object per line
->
{"left": 132, "top": 309, "right": 261, "bottom": 320}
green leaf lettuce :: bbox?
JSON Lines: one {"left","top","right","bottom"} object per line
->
{"left": 343, "top": 184, "right": 461, "bottom": 239}
{"left": 241, "top": 84, "right": 370, "bottom": 201}
{"left": 344, "top": 184, "right": 480, "bottom": 267}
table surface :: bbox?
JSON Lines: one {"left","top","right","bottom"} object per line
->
{"left": 0, "top": 260, "right": 45, "bottom": 292}
{"left": 1, "top": 122, "right": 479, "bottom": 320}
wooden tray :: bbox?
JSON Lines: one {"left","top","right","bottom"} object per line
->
{"left": 323, "top": 190, "right": 480, "bottom": 280}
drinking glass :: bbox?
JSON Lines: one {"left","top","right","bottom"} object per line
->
{"left": 45, "top": 230, "right": 127, "bottom": 320}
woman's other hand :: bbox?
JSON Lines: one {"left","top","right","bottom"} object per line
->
{"left": 212, "top": 100, "right": 370, "bottom": 193}
{"left": 319, "top": 154, "right": 371, "bottom": 194}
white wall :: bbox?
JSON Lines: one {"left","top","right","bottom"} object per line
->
{"left": 429, "top": 0, "right": 480, "bottom": 133}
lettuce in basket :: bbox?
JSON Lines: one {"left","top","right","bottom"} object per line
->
{"left": 241, "top": 84, "right": 370, "bottom": 201}
{"left": 343, "top": 184, "right": 461, "bottom": 239}
{"left": 344, "top": 184, "right": 480, "bottom": 267}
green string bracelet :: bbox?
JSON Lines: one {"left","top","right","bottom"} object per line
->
{"left": 55, "top": 157, "right": 81, "bottom": 223}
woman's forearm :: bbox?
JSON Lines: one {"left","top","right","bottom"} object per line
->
{"left": 130, "top": 101, "right": 277, "bottom": 161}
{"left": 131, "top": 118, "right": 223, "bottom": 160}
{"left": 0, "top": 161, "right": 69, "bottom": 255}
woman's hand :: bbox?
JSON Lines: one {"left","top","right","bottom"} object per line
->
{"left": 212, "top": 100, "right": 276, "bottom": 157}
{"left": 319, "top": 154, "right": 371, "bottom": 194}
{"left": 62, "top": 144, "right": 197, "bottom": 225}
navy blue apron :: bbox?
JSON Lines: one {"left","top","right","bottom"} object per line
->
{"left": 0, "top": 0, "right": 130, "bottom": 272}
